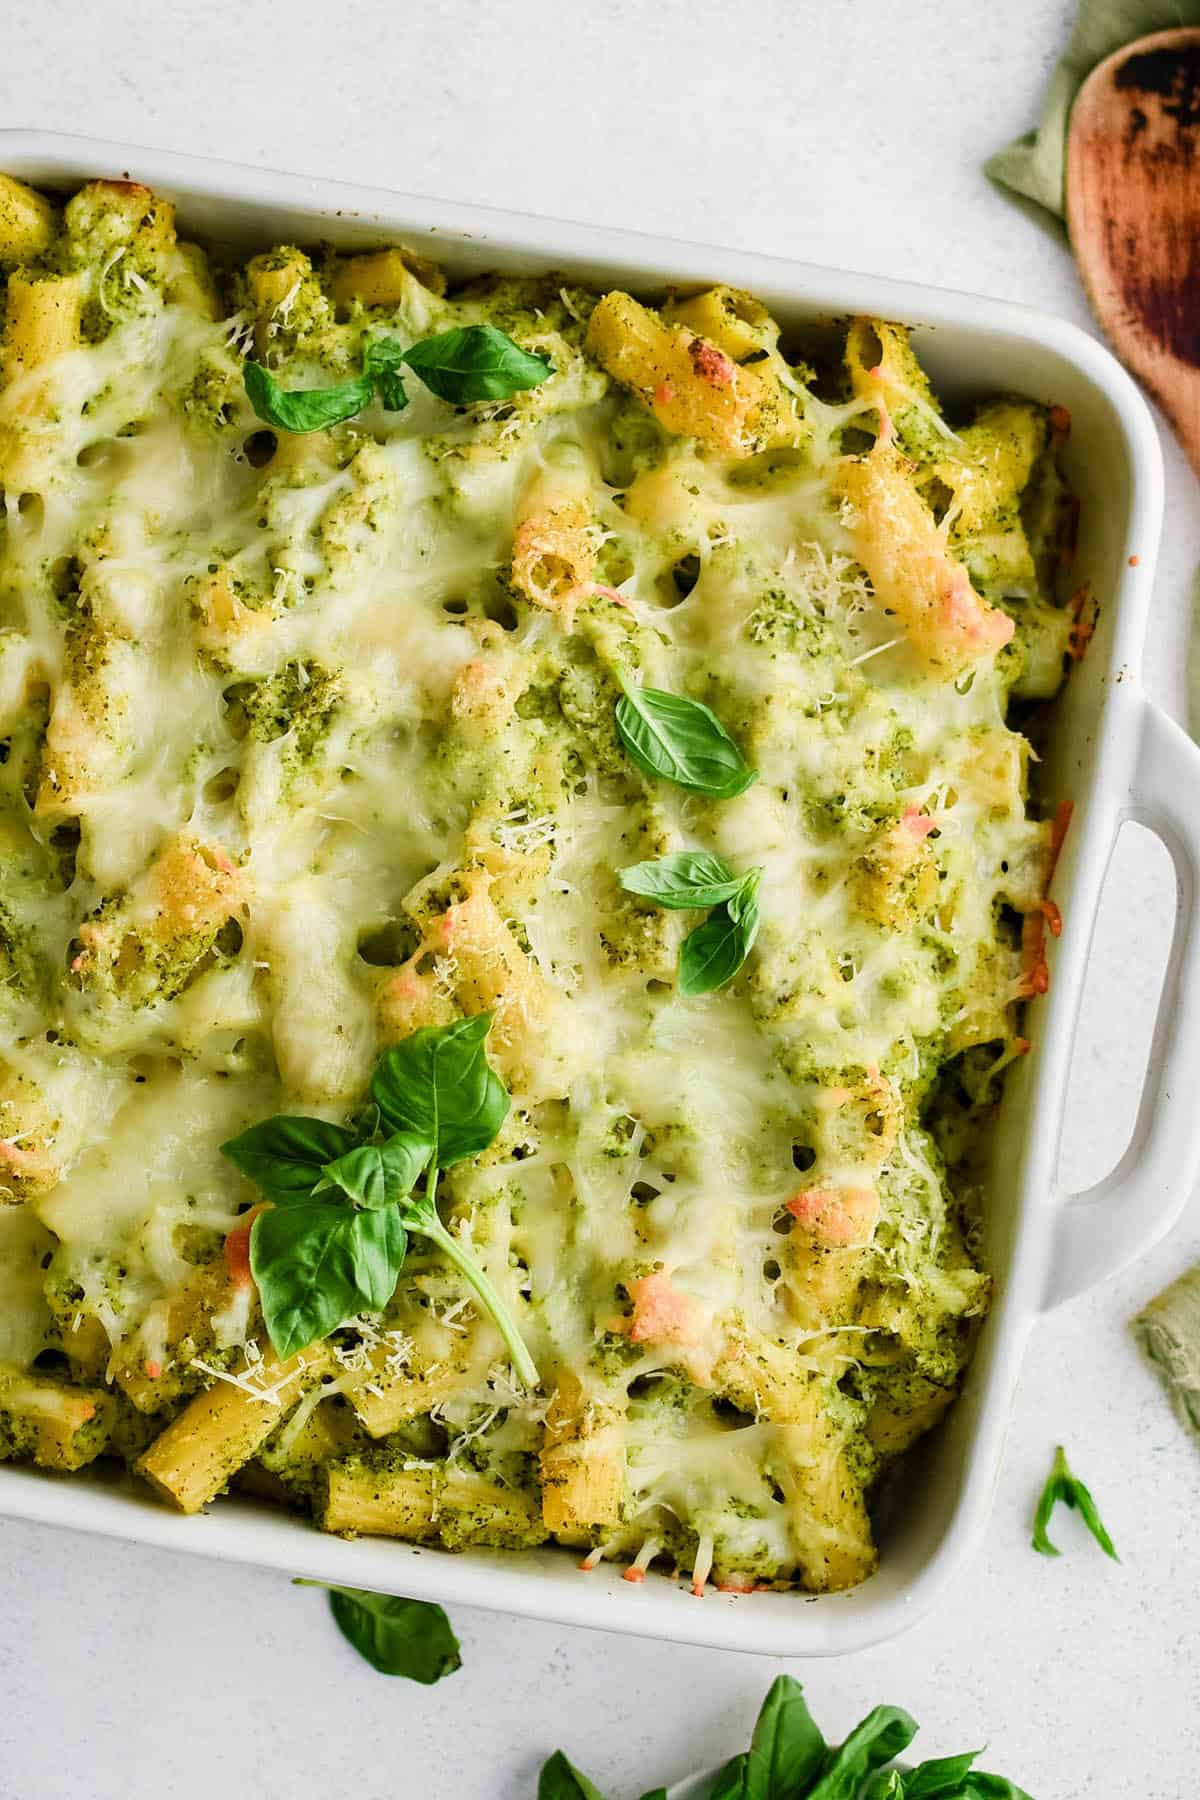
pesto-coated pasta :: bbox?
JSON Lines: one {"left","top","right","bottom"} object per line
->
{"left": 0, "top": 174, "right": 1078, "bottom": 1595}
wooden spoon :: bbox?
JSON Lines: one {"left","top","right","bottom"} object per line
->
{"left": 1068, "top": 27, "right": 1200, "bottom": 477}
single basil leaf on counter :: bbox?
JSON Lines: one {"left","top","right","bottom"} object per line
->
{"left": 402, "top": 322, "right": 553, "bottom": 404}
{"left": 678, "top": 873, "right": 761, "bottom": 997}
{"left": 321, "top": 1132, "right": 432, "bottom": 1210}
{"left": 363, "top": 335, "right": 409, "bottom": 411}
{"left": 250, "top": 1198, "right": 406, "bottom": 1358}
{"left": 1032, "top": 1444, "right": 1119, "bottom": 1560}
{"left": 243, "top": 359, "right": 375, "bottom": 434}
{"left": 371, "top": 1012, "right": 510, "bottom": 1167}
{"left": 807, "top": 1705, "right": 919, "bottom": 1800}
{"left": 537, "top": 1750, "right": 610, "bottom": 1800}
{"left": 220, "top": 1114, "right": 359, "bottom": 1198}
{"left": 295, "top": 1582, "right": 461, "bottom": 1683}
{"left": 618, "top": 850, "right": 747, "bottom": 910}
{"left": 614, "top": 685, "right": 758, "bottom": 799}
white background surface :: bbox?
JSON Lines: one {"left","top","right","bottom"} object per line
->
{"left": 1, "top": 3, "right": 1198, "bottom": 1796}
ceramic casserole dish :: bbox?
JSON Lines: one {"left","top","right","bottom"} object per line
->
{"left": 0, "top": 129, "right": 1196, "bottom": 1657}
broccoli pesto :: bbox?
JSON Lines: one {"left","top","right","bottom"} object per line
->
{"left": 0, "top": 172, "right": 1078, "bottom": 1598}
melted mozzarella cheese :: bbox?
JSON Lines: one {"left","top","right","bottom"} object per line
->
{"left": 0, "top": 202, "right": 1071, "bottom": 1588}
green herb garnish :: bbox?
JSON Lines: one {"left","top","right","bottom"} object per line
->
{"left": 398, "top": 323, "right": 553, "bottom": 404}
{"left": 679, "top": 871, "right": 761, "bottom": 996}
{"left": 619, "top": 852, "right": 762, "bottom": 995}
{"left": 614, "top": 684, "right": 758, "bottom": 799}
{"left": 221, "top": 1113, "right": 359, "bottom": 1196}
{"left": 618, "top": 850, "right": 751, "bottom": 910}
{"left": 1032, "top": 1444, "right": 1119, "bottom": 1561}
{"left": 295, "top": 1581, "right": 460, "bottom": 1683}
{"left": 370, "top": 1010, "right": 510, "bottom": 1166}
{"left": 538, "top": 1677, "right": 1034, "bottom": 1800}
{"left": 221, "top": 1015, "right": 536, "bottom": 1383}
{"left": 244, "top": 323, "right": 551, "bottom": 433}
{"left": 249, "top": 1194, "right": 408, "bottom": 1354}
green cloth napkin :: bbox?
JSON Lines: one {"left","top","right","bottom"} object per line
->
{"left": 1133, "top": 1268, "right": 1200, "bottom": 1440}
{"left": 985, "top": 0, "right": 1200, "bottom": 219}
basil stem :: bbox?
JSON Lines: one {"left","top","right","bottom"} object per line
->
{"left": 409, "top": 1167, "right": 538, "bottom": 1388}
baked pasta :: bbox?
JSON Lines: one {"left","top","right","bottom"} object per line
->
{"left": 0, "top": 176, "right": 1079, "bottom": 1594}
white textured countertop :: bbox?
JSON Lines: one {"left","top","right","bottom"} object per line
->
{"left": 1, "top": 2, "right": 1198, "bottom": 1795}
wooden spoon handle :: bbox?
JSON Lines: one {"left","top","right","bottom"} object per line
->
{"left": 1067, "top": 28, "right": 1200, "bottom": 477}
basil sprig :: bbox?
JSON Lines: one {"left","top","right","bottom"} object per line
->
{"left": 295, "top": 1582, "right": 460, "bottom": 1683}
{"left": 1032, "top": 1444, "right": 1119, "bottom": 1561}
{"left": 220, "top": 1015, "right": 536, "bottom": 1384}
{"left": 244, "top": 323, "right": 551, "bottom": 433}
{"left": 615, "top": 684, "right": 758, "bottom": 799}
{"left": 619, "top": 851, "right": 762, "bottom": 995}
{"left": 539, "top": 1678, "right": 1032, "bottom": 1800}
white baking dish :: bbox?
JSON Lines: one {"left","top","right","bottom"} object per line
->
{"left": 2, "top": 130, "right": 1197, "bottom": 1659}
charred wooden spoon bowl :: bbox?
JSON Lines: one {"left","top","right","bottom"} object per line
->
{"left": 1068, "top": 26, "right": 1200, "bottom": 475}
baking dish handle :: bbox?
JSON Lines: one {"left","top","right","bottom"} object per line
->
{"left": 1044, "top": 696, "right": 1200, "bottom": 1309}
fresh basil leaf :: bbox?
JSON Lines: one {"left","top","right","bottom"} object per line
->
{"left": 807, "top": 1705, "right": 919, "bottom": 1800}
{"left": 295, "top": 1583, "right": 460, "bottom": 1682}
{"left": 618, "top": 850, "right": 748, "bottom": 910}
{"left": 372, "top": 1013, "right": 510, "bottom": 1167}
{"left": 872, "top": 1761, "right": 1034, "bottom": 1800}
{"left": 636, "top": 1791, "right": 668, "bottom": 1800}
{"left": 244, "top": 359, "right": 375, "bottom": 434}
{"left": 401, "top": 323, "right": 552, "bottom": 404}
{"left": 220, "top": 1115, "right": 358, "bottom": 1198}
{"left": 745, "top": 1675, "right": 828, "bottom": 1796}
{"left": 707, "top": 1753, "right": 750, "bottom": 1800}
{"left": 614, "top": 685, "right": 757, "bottom": 799}
{"left": 867, "top": 1777, "right": 906, "bottom": 1800}
{"left": 363, "top": 335, "right": 409, "bottom": 411}
{"left": 956, "top": 1777, "right": 1035, "bottom": 1799}
{"left": 885, "top": 1752, "right": 981, "bottom": 1798}
{"left": 537, "top": 1750, "right": 609, "bottom": 1799}
{"left": 1032, "top": 1445, "right": 1119, "bottom": 1560}
{"left": 349, "top": 1099, "right": 381, "bottom": 1141}
{"left": 707, "top": 1677, "right": 826, "bottom": 1800}
{"left": 322, "top": 1131, "right": 432, "bottom": 1210}
{"left": 250, "top": 1199, "right": 406, "bottom": 1358}
{"left": 346, "top": 1204, "right": 408, "bottom": 1309}
{"left": 678, "top": 878, "right": 760, "bottom": 997}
